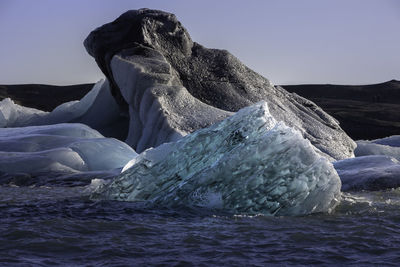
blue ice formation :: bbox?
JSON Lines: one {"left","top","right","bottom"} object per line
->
{"left": 92, "top": 102, "right": 341, "bottom": 216}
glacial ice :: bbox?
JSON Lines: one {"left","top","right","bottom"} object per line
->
{"left": 355, "top": 140, "right": 400, "bottom": 161}
{"left": 0, "top": 80, "right": 105, "bottom": 127}
{"left": 92, "top": 102, "right": 341, "bottom": 216}
{"left": 0, "top": 80, "right": 126, "bottom": 140}
{"left": 0, "top": 123, "right": 137, "bottom": 176}
{"left": 0, "top": 62, "right": 230, "bottom": 154}
{"left": 84, "top": 9, "right": 356, "bottom": 160}
{"left": 371, "top": 135, "right": 400, "bottom": 147}
{"left": 334, "top": 155, "right": 400, "bottom": 191}
{"left": 331, "top": 136, "right": 400, "bottom": 191}
{"left": 111, "top": 49, "right": 232, "bottom": 152}
{"left": 0, "top": 98, "right": 48, "bottom": 127}
{"left": 42, "top": 79, "right": 106, "bottom": 125}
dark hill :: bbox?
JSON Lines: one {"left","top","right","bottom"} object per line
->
{"left": 283, "top": 80, "right": 400, "bottom": 140}
{"left": 2, "top": 79, "right": 399, "bottom": 141}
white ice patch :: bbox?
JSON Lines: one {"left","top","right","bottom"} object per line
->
{"left": 84, "top": 178, "right": 108, "bottom": 194}
{"left": 0, "top": 98, "right": 48, "bottom": 127}
{"left": 0, "top": 81, "right": 104, "bottom": 127}
{"left": 355, "top": 139, "right": 400, "bottom": 161}
{"left": 335, "top": 155, "right": 400, "bottom": 191}
{"left": 0, "top": 80, "right": 124, "bottom": 140}
{"left": 333, "top": 135, "right": 400, "bottom": 191}
{"left": 0, "top": 123, "right": 138, "bottom": 175}
{"left": 43, "top": 79, "right": 105, "bottom": 124}
{"left": 93, "top": 102, "right": 341, "bottom": 216}
{"left": 371, "top": 135, "right": 400, "bottom": 148}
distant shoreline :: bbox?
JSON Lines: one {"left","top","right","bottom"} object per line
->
{"left": 283, "top": 80, "right": 400, "bottom": 140}
{"left": 0, "top": 83, "right": 94, "bottom": 112}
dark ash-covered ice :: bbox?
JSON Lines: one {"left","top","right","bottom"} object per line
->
{"left": 84, "top": 8, "right": 355, "bottom": 159}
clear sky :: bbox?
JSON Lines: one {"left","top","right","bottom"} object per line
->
{"left": 0, "top": 0, "right": 399, "bottom": 85}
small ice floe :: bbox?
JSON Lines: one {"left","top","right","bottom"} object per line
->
{"left": 334, "top": 136, "right": 400, "bottom": 192}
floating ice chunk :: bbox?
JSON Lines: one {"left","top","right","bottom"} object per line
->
{"left": 371, "top": 135, "right": 400, "bottom": 148}
{"left": 69, "top": 138, "right": 138, "bottom": 171}
{"left": 0, "top": 147, "right": 87, "bottom": 174}
{"left": 0, "top": 123, "right": 103, "bottom": 139}
{"left": 355, "top": 140, "right": 400, "bottom": 161}
{"left": 0, "top": 80, "right": 126, "bottom": 140}
{"left": 334, "top": 155, "right": 400, "bottom": 191}
{"left": 43, "top": 79, "right": 105, "bottom": 124}
{"left": 0, "top": 98, "right": 47, "bottom": 127}
{"left": 93, "top": 102, "right": 341, "bottom": 216}
{"left": 84, "top": 178, "right": 108, "bottom": 193}
{"left": 0, "top": 123, "right": 138, "bottom": 176}
{"left": 0, "top": 81, "right": 101, "bottom": 127}
{"left": 73, "top": 79, "right": 127, "bottom": 140}
{"left": 334, "top": 136, "right": 400, "bottom": 191}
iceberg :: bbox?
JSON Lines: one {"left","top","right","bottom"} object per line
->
{"left": 111, "top": 47, "right": 233, "bottom": 152}
{"left": 355, "top": 139, "right": 400, "bottom": 161}
{"left": 334, "top": 155, "right": 400, "bottom": 191}
{"left": 84, "top": 9, "right": 355, "bottom": 160}
{"left": 0, "top": 123, "right": 137, "bottom": 181}
{"left": 371, "top": 135, "right": 400, "bottom": 147}
{"left": 0, "top": 9, "right": 356, "bottom": 161}
{"left": 332, "top": 135, "right": 400, "bottom": 191}
{"left": 0, "top": 98, "right": 47, "bottom": 127}
{"left": 0, "top": 80, "right": 128, "bottom": 140}
{"left": 92, "top": 102, "right": 341, "bottom": 216}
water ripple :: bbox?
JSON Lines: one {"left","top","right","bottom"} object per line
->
{"left": 1, "top": 185, "right": 400, "bottom": 266}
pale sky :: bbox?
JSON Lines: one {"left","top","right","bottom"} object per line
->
{"left": 0, "top": 0, "right": 399, "bottom": 85}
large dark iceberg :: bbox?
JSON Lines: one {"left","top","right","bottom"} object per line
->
{"left": 84, "top": 9, "right": 355, "bottom": 159}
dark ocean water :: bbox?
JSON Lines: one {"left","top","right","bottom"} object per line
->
{"left": 1, "top": 184, "right": 400, "bottom": 266}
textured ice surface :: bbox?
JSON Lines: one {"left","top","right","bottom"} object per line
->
{"left": 93, "top": 102, "right": 341, "bottom": 216}
{"left": 0, "top": 123, "right": 137, "bottom": 175}
{"left": 334, "top": 155, "right": 400, "bottom": 191}
{"left": 84, "top": 9, "right": 355, "bottom": 160}
{"left": 355, "top": 139, "right": 400, "bottom": 161}
{"left": 111, "top": 50, "right": 232, "bottom": 152}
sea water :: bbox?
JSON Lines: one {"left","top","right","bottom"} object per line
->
{"left": 0, "top": 97, "right": 398, "bottom": 265}
{"left": 1, "top": 182, "right": 400, "bottom": 266}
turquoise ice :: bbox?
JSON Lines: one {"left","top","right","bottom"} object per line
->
{"left": 93, "top": 102, "right": 341, "bottom": 216}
